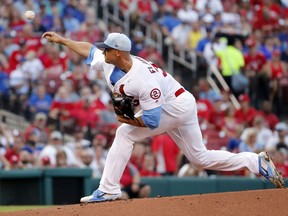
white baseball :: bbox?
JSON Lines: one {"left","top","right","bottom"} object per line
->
{"left": 24, "top": 10, "right": 35, "bottom": 20}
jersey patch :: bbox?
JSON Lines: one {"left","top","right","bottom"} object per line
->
{"left": 150, "top": 88, "right": 161, "bottom": 100}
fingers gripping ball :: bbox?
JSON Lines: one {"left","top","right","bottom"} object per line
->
{"left": 111, "top": 94, "right": 135, "bottom": 119}
{"left": 24, "top": 10, "right": 36, "bottom": 20}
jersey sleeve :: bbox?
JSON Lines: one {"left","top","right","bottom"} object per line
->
{"left": 85, "top": 46, "right": 105, "bottom": 71}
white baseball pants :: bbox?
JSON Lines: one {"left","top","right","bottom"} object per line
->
{"left": 99, "top": 91, "right": 259, "bottom": 194}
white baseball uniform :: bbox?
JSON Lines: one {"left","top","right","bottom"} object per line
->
{"left": 87, "top": 48, "right": 259, "bottom": 194}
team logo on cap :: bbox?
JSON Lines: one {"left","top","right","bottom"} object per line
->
{"left": 150, "top": 88, "right": 161, "bottom": 99}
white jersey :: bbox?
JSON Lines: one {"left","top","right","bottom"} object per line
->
{"left": 89, "top": 48, "right": 183, "bottom": 111}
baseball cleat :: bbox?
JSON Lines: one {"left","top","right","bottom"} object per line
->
{"left": 258, "top": 152, "right": 285, "bottom": 188}
{"left": 80, "top": 189, "right": 122, "bottom": 203}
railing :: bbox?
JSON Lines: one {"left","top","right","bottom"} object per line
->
{"left": 167, "top": 45, "right": 197, "bottom": 77}
{"left": 208, "top": 65, "right": 240, "bottom": 109}
{"left": 95, "top": 1, "right": 163, "bottom": 53}
{"left": 101, "top": 2, "right": 131, "bottom": 36}
{"left": 0, "top": 110, "right": 29, "bottom": 131}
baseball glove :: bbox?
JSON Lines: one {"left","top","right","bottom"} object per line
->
{"left": 111, "top": 94, "right": 135, "bottom": 119}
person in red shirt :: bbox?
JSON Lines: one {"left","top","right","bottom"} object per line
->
{"left": 192, "top": 86, "right": 214, "bottom": 125}
{"left": 5, "top": 135, "right": 25, "bottom": 169}
{"left": 151, "top": 133, "right": 180, "bottom": 176}
{"left": 39, "top": 44, "right": 68, "bottom": 96}
{"left": 234, "top": 94, "right": 258, "bottom": 127}
{"left": 273, "top": 145, "right": 288, "bottom": 178}
{"left": 70, "top": 95, "right": 101, "bottom": 130}
{"left": 262, "top": 49, "right": 287, "bottom": 104}
{"left": 16, "top": 24, "right": 42, "bottom": 52}
{"left": 120, "top": 163, "right": 151, "bottom": 199}
{"left": 252, "top": 0, "right": 281, "bottom": 34}
{"left": 66, "top": 62, "right": 90, "bottom": 93}
{"left": 8, "top": 38, "right": 28, "bottom": 72}
{"left": 49, "top": 86, "right": 76, "bottom": 133}
{"left": 24, "top": 112, "right": 50, "bottom": 145}
{"left": 138, "top": 40, "right": 165, "bottom": 69}
{"left": 129, "top": 141, "right": 147, "bottom": 171}
{"left": 258, "top": 100, "right": 279, "bottom": 130}
{"left": 208, "top": 95, "right": 225, "bottom": 131}
{"left": 139, "top": 153, "right": 161, "bottom": 177}
{"left": 7, "top": 6, "right": 27, "bottom": 32}
{"left": 244, "top": 37, "right": 267, "bottom": 104}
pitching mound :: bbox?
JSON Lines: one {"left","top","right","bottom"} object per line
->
{"left": 2, "top": 189, "right": 287, "bottom": 216}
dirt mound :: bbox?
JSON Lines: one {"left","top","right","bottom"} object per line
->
{"left": 2, "top": 189, "right": 287, "bottom": 216}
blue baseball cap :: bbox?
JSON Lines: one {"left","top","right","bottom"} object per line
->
{"left": 95, "top": 33, "right": 131, "bottom": 52}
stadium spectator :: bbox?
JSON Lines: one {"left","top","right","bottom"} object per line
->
{"left": 38, "top": 130, "right": 77, "bottom": 167}
{"left": 90, "top": 143, "right": 106, "bottom": 178}
{"left": 49, "top": 86, "right": 76, "bottom": 133}
{"left": 120, "top": 163, "right": 151, "bottom": 200}
{"left": 226, "top": 124, "right": 245, "bottom": 153}
{"left": 79, "top": 148, "right": 93, "bottom": 167}
{"left": 70, "top": 92, "right": 101, "bottom": 131}
{"left": 4, "top": 134, "right": 25, "bottom": 170}
{"left": 23, "top": 127, "right": 45, "bottom": 159}
{"left": 272, "top": 144, "right": 288, "bottom": 178}
{"left": 198, "top": 78, "right": 221, "bottom": 103}
{"left": 214, "top": 39, "right": 245, "bottom": 95}
{"left": 138, "top": 39, "right": 165, "bottom": 69}
{"left": 9, "top": 57, "right": 29, "bottom": 115}
{"left": 90, "top": 80, "right": 111, "bottom": 106}
{"left": 192, "top": 86, "right": 214, "bottom": 126}
{"left": 0, "top": 55, "right": 10, "bottom": 110}
{"left": 186, "top": 21, "right": 203, "bottom": 51}
{"left": 157, "top": 4, "right": 181, "bottom": 39}
{"left": 258, "top": 100, "right": 279, "bottom": 130}
{"left": 130, "top": 30, "right": 145, "bottom": 56}
{"left": 208, "top": 95, "right": 225, "bottom": 131}
{"left": 55, "top": 149, "right": 68, "bottom": 167}
{"left": 99, "top": 99, "right": 118, "bottom": 125}
{"left": 66, "top": 62, "right": 90, "bottom": 94}
{"left": 238, "top": 128, "right": 264, "bottom": 154}
{"left": 241, "top": 115, "right": 273, "bottom": 149}
{"left": 178, "top": 162, "right": 208, "bottom": 177}
{"left": 28, "top": 84, "right": 53, "bottom": 119}
{"left": 221, "top": 105, "right": 239, "bottom": 138}
{"left": 234, "top": 94, "right": 258, "bottom": 127}
{"left": 196, "top": 26, "right": 214, "bottom": 57}
{"left": 151, "top": 133, "right": 180, "bottom": 176}
{"left": 39, "top": 44, "right": 68, "bottom": 96}
{"left": 139, "top": 153, "right": 160, "bottom": 177}
{"left": 243, "top": 36, "right": 267, "bottom": 107}
{"left": 266, "top": 122, "right": 288, "bottom": 151}
{"left": 66, "top": 126, "right": 91, "bottom": 152}
{"left": 22, "top": 50, "right": 44, "bottom": 86}
{"left": 262, "top": 49, "right": 287, "bottom": 106}
{"left": 7, "top": 5, "right": 27, "bottom": 32}
{"left": 24, "top": 112, "right": 50, "bottom": 146}
{"left": 18, "top": 149, "right": 34, "bottom": 169}
{"left": 8, "top": 38, "right": 28, "bottom": 72}
{"left": 130, "top": 141, "right": 147, "bottom": 171}
{"left": 62, "top": 8, "right": 81, "bottom": 32}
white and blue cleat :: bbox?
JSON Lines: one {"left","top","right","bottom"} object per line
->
{"left": 258, "top": 152, "right": 285, "bottom": 188}
{"left": 80, "top": 189, "right": 122, "bottom": 203}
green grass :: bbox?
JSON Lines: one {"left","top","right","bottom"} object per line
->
{"left": 0, "top": 206, "right": 49, "bottom": 212}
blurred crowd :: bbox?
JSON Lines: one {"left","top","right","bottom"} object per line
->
{"left": 0, "top": 0, "right": 288, "bottom": 190}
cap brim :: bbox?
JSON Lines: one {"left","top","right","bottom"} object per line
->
{"left": 94, "top": 42, "right": 112, "bottom": 50}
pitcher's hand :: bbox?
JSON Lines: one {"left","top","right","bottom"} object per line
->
{"left": 42, "top": 32, "right": 63, "bottom": 44}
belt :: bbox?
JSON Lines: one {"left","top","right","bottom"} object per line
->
{"left": 175, "top": 87, "right": 185, "bottom": 97}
